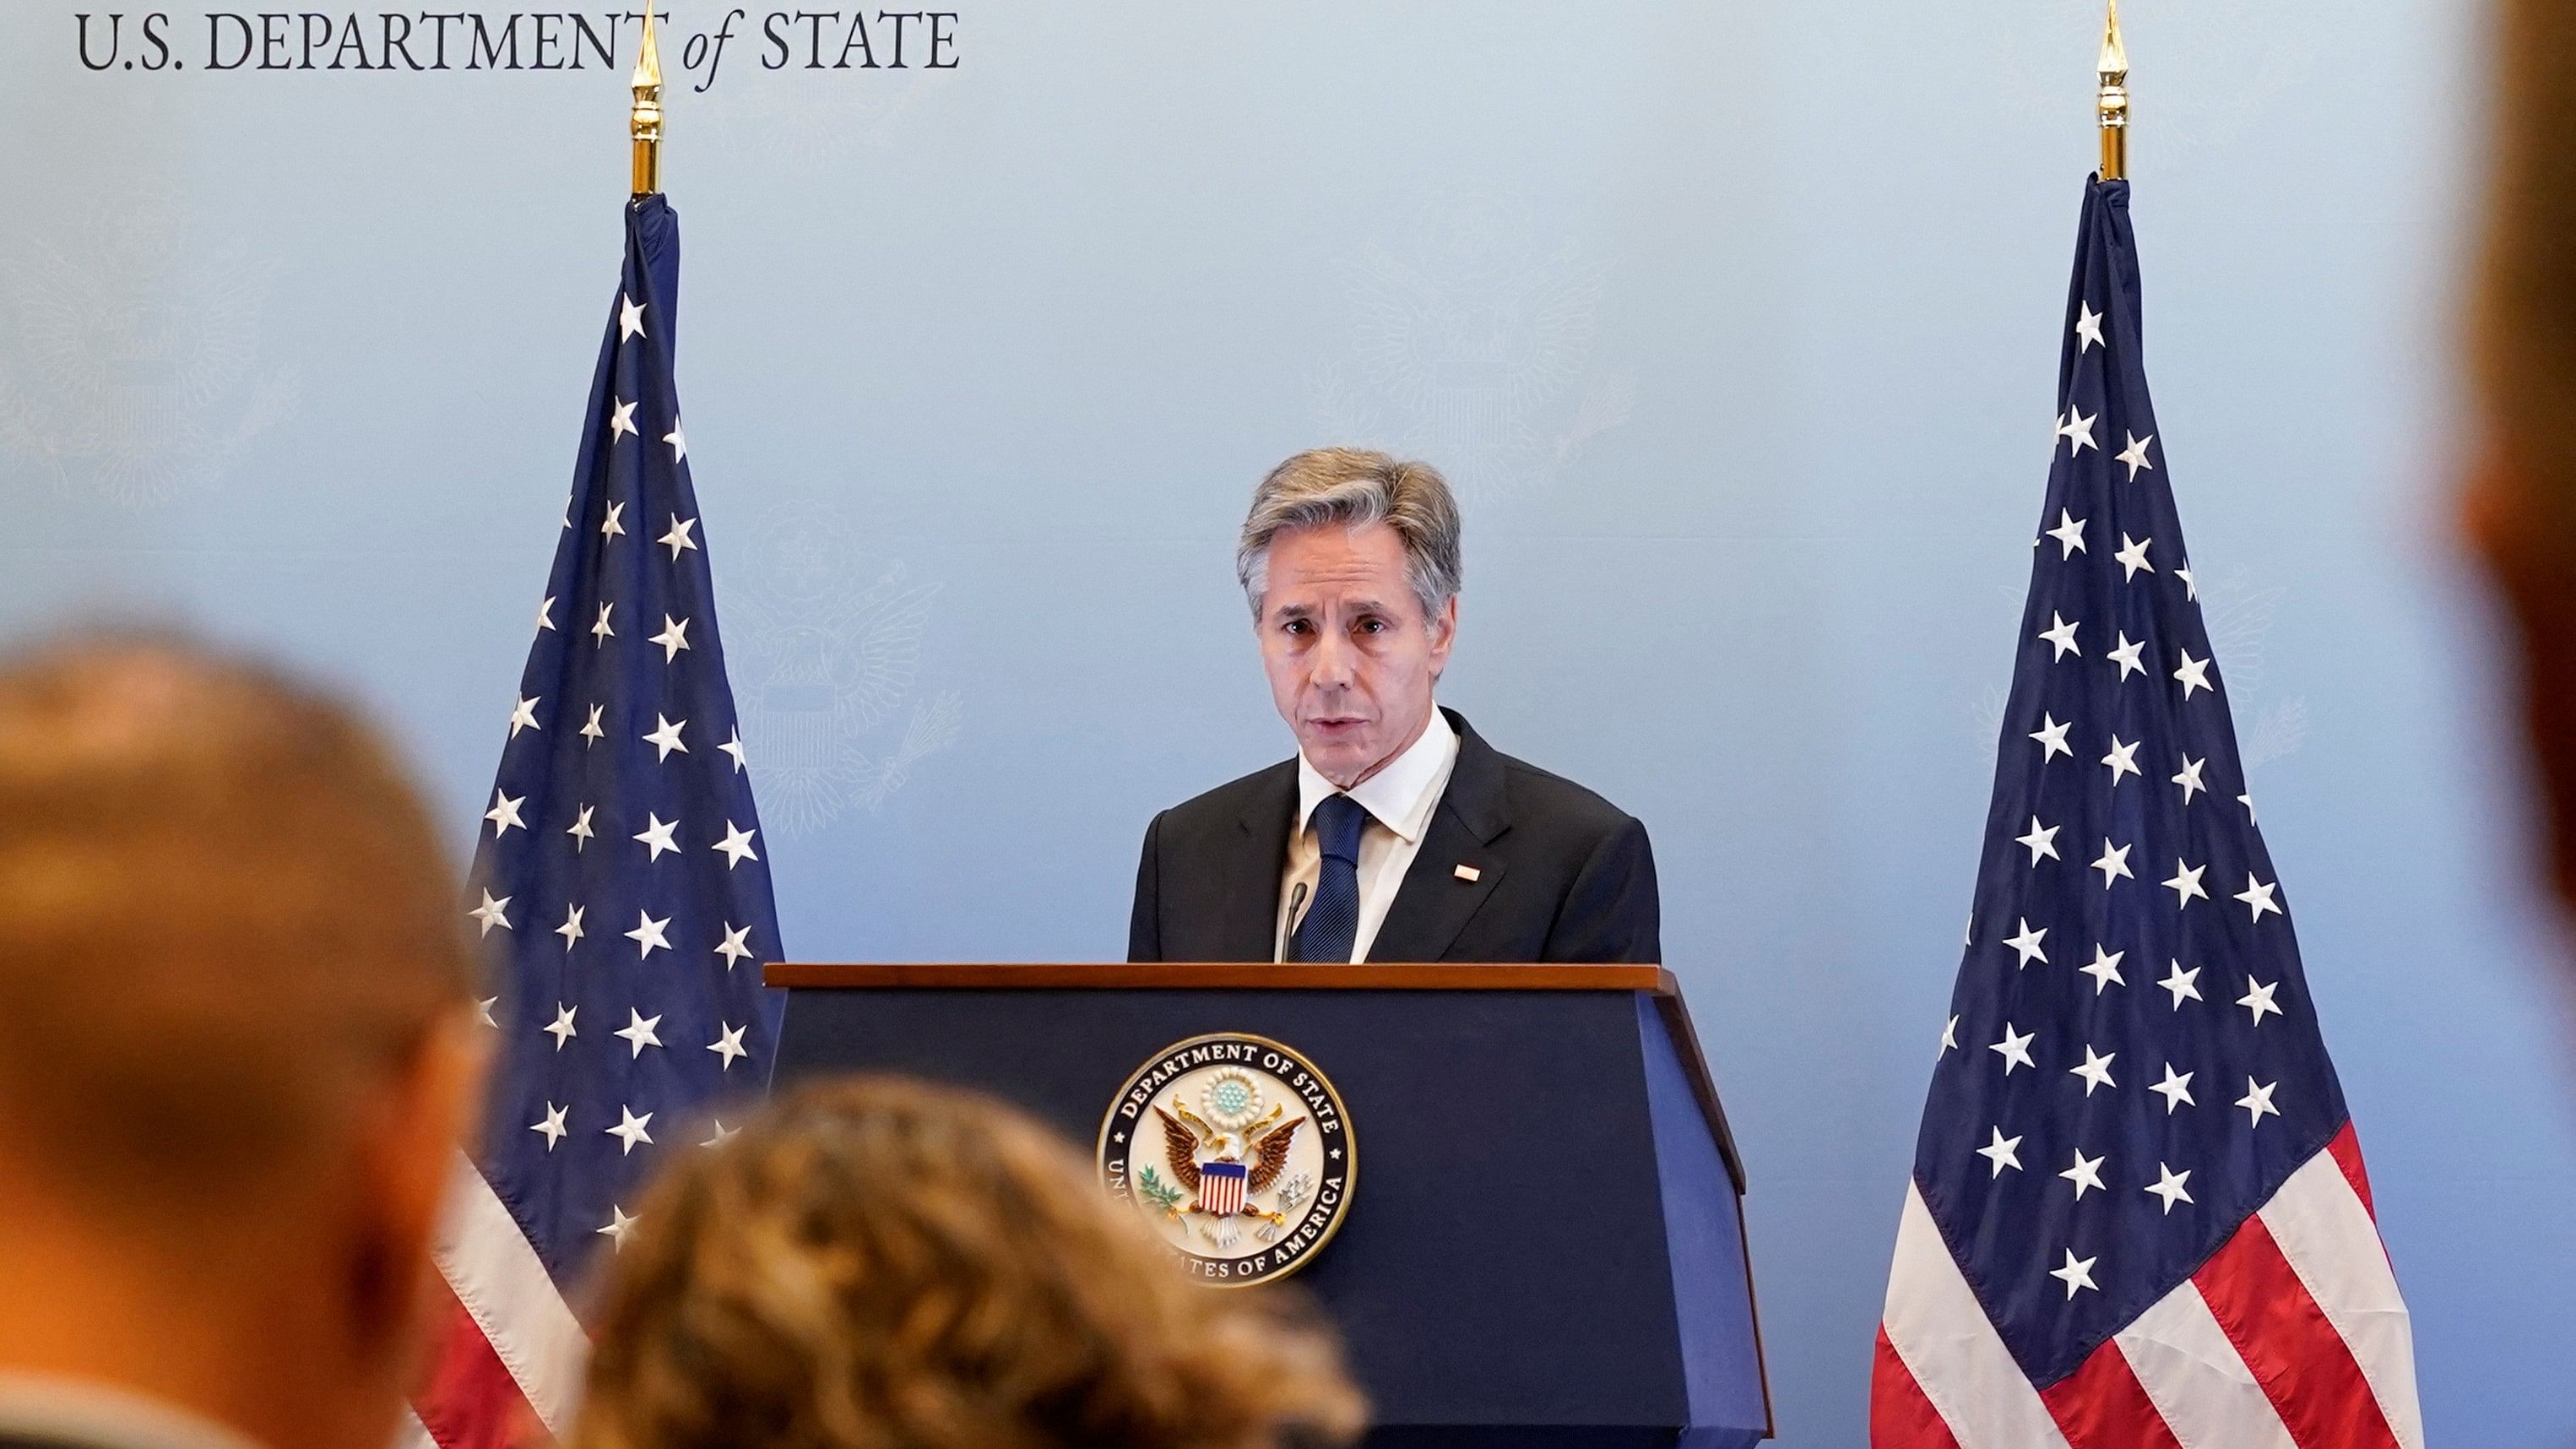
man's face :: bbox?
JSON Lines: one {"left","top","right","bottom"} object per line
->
{"left": 1255, "top": 521, "right": 1456, "bottom": 790}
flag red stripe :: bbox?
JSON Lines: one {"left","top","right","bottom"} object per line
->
{"left": 2037, "top": 1338, "right": 2185, "bottom": 1449}
{"left": 2193, "top": 1213, "right": 2402, "bottom": 1449}
{"left": 1870, "top": 1326, "right": 1963, "bottom": 1449}
{"left": 2323, "top": 1122, "right": 2375, "bottom": 1221}
{"left": 413, "top": 1281, "right": 545, "bottom": 1449}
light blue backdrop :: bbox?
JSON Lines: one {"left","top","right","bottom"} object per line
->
{"left": 5, "top": 1, "right": 2565, "bottom": 1442}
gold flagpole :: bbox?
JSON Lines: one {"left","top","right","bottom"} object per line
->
{"left": 631, "top": 7, "right": 664, "bottom": 195}
{"left": 2096, "top": 0, "right": 2129, "bottom": 180}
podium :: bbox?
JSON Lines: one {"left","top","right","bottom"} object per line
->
{"left": 767, "top": 962, "right": 1771, "bottom": 1448}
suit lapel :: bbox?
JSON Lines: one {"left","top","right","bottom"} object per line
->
{"left": 1367, "top": 709, "right": 1511, "bottom": 962}
{"left": 1216, "top": 762, "right": 1298, "bottom": 961}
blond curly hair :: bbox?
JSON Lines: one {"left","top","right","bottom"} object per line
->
{"left": 570, "top": 1076, "right": 1366, "bottom": 1449}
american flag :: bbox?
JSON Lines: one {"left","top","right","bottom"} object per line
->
{"left": 1871, "top": 178, "right": 2422, "bottom": 1449}
{"left": 409, "top": 194, "right": 784, "bottom": 1449}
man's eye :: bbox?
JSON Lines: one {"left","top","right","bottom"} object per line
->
{"left": 1283, "top": 619, "right": 1311, "bottom": 636}
{"left": 1356, "top": 618, "right": 1386, "bottom": 635}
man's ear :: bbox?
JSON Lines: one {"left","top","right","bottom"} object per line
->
{"left": 350, "top": 1005, "right": 487, "bottom": 1361}
{"left": 1427, "top": 595, "right": 1458, "bottom": 679}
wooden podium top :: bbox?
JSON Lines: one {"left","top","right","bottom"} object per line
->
{"left": 763, "top": 961, "right": 1678, "bottom": 993}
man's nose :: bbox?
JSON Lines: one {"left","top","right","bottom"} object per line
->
{"left": 1310, "top": 627, "right": 1356, "bottom": 688}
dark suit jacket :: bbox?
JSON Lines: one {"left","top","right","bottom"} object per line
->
{"left": 1127, "top": 709, "right": 1660, "bottom": 963}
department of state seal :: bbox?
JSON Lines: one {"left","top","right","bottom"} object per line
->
{"left": 1098, "top": 1034, "right": 1354, "bottom": 1287}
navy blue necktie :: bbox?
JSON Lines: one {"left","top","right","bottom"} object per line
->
{"left": 1290, "top": 794, "right": 1369, "bottom": 963}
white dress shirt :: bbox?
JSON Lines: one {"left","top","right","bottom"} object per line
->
{"left": 1274, "top": 709, "right": 1461, "bottom": 963}
{"left": 0, "top": 1374, "right": 268, "bottom": 1449}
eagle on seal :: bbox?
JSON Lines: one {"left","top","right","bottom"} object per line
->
{"left": 1153, "top": 1099, "right": 1304, "bottom": 1223}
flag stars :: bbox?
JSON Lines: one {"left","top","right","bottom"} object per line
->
{"left": 2038, "top": 612, "right": 2082, "bottom": 660}
{"left": 567, "top": 804, "right": 596, "bottom": 851}
{"left": 713, "top": 822, "right": 760, "bottom": 869}
{"left": 469, "top": 889, "right": 512, "bottom": 937}
{"left": 617, "top": 292, "right": 646, "bottom": 342}
{"left": 2091, "top": 839, "right": 2134, "bottom": 889}
{"left": 2069, "top": 1046, "right": 2118, "bottom": 1096}
{"left": 485, "top": 789, "right": 526, "bottom": 838}
{"left": 2159, "top": 960, "right": 2203, "bottom": 1008}
{"left": 535, "top": 596, "right": 556, "bottom": 633}
{"left": 580, "top": 705, "right": 606, "bottom": 746}
{"left": 2050, "top": 1249, "right": 2100, "bottom": 1300}
{"left": 719, "top": 727, "right": 748, "bottom": 773}
{"left": 2114, "top": 533, "right": 2154, "bottom": 581}
{"left": 2174, "top": 648, "right": 2214, "bottom": 699}
{"left": 626, "top": 909, "right": 672, "bottom": 958}
{"left": 591, "top": 603, "right": 616, "bottom": 648}
{"left": 555, "top": 904, "right": 586, "bottom": 951}
{"left": 714, "top": 922, "right": 754, "bottom": 971}
{"left": 2164, "top": 859, "right": 2209, "bottom": 909}
{"left": 2059, "top": 1148, "right": 2107, "bottom": 1199}
{"left": 507, "top": 693, "right": 541, "bottom": 740}
{"left": 633, "top": 812, "right": 681, "bottom": 861}
{"left": 2150, "top": 1063, "right": 2196, "bottom": 1115}
{"left": 643, "top": 714, "right": 688, "bottom": 761}
{"left": 2173, "top": 754, "right": 2207, "bottom": 805}
{"left": 708, "top": 1023, "right": 749, "bottom": 1071}
{"left": 1939, "top": 1015, "right": 1960, "bottom": 1056}
{"left": 2177, "top": 563, "right": 2198, "bottom": 600}
{"left": 476, "top": 996, "right": 498, "bottom": 1028}
{"left": 659, "top": 514, "right": 699, "bottom": 559}
{"left": 2074, "top": 302, "right": 2106, "bottom": 353}
{"left": 2015, "top": 817, "right": 2062, "bottom": 865}
{"left": 614, "top": 1008, "right": 664, "bottom": 1058}
{"left": 1989, "top": 1023, "right": 2037, "bottom": 1074}
{"left": 531, "top": 1104, "right": 568, "bottom": 1151}
{"left": 609, "top": 398, "right": 638, "bottom": 442}
{"left": 2107, "top": 632, "right": 2145, "bottom": 681}
{"left": 2031, "top": 714, "right": 2073, "bottom": 762}
{"left": 2237, "top": 874, "right": 2283, "bottom": 923}
{"left": 701, "top": 1121, "right": 738, "bottom": 1149}
{"left": 2101, "top": 735, "right": 2141, "bottom": 785}
{"left": 2004, "top": 918, "right": 2049, "bottom": 968}
{"left": 649, "top": 614, "right": 692, "bottom": 663}
{"left": 663, "top": 420, "right": 686, "bottom": 462}
{"left": 1977, "top": 1126, "right": 2025, "bottom": 1178}
{"left": 598, "top": 1206, "right": 638, "bottom": 1249}
{"left": 606, "top": 1105, "right": 654, "bottom": 1155}
{"left": 2079, "top": 945, "right": 2125, "bottom": 994}
{"left": 2117, "top": 431, "right": 2156, "bottom": 481}
{"left": 2146, "top": 1163, "right": 2194, "bottom": 1214}
{"left": 544, "top": 1002, "right": 578, "bottom": 1050}
{"left": 2058, "top": 404, "right": 2099, "bottom": 457}
{"left": 2045, "top": 509, "right": 2089, "bottom": 558}
{"left": 2239, "top": 977, "right": 2284, "bottom": 1026}
{"left": 600, "top": 500, "right": 627, "bottom": 540}
{"left": 2237, "top": 1077, "right": 2281, "bottom": 1128}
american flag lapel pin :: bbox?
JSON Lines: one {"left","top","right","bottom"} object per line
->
{"left": 1454, "top": 864, "right": 1481, "bottom": 882}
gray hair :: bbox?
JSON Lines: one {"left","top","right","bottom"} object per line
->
{"left": 1236, "top": 448, "right": 1463, "bottom": 621}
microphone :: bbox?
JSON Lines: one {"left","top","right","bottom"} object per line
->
{"left": 1277, "top": 881, "right": 1309, "bottom": 962}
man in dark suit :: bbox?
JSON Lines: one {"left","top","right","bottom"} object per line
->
{"left": 0, "top": 638, "right": 483, "bottom": 1449}
{"left": 1130, "top": 448, "right": 1658, "bottom": 964}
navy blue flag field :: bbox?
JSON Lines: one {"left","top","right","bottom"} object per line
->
{"left": 1870, "top": 180, "right": 2421, "bottom": 1449}
{"left": 409, "top": 196, "right": 784, "bottom": 1449}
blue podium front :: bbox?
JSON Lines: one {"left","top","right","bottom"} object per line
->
{"left": 767, "top": 963, "right": 1771, "bottom": 1448}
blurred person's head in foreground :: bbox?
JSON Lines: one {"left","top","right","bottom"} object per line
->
{"left": 571, "top": 1076, "right": 1366, "bottom": 1449}
{"left": 0, "top": 634, "right": 482, "bottom": 1449}
{"left": 2471, "top": 1, "right": 2576, "bottom": 916}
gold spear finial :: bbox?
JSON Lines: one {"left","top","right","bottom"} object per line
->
{"left": 2096, "top": 0, "right": 2129, "bottom": 181}
{"left": 630, "top": 7, "right": 663, "bottom": 195}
